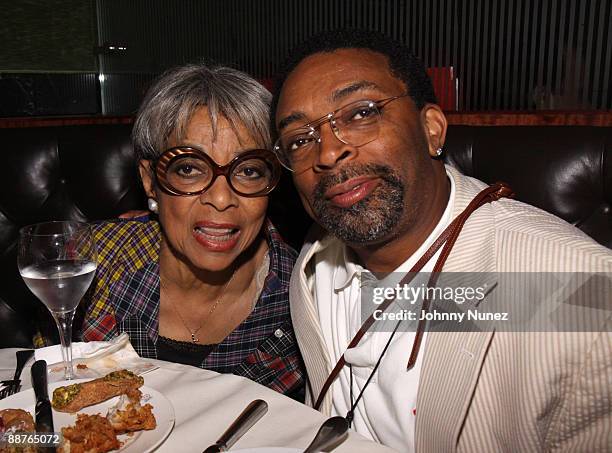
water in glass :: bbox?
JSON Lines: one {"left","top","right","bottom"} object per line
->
{"left": 18, "top": 221, "right": 97, "bottom": 380}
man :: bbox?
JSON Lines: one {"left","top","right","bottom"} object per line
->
{"left": 272, "top": 30, "right": 612, "bottom": 452}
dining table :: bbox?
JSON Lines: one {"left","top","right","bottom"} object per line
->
{"left": 0, "top": 347, "right": 398, "bottom": 452}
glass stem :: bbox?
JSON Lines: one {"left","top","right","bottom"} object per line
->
{"left": 53, "top": 310, "right": 76, "bottom": 380}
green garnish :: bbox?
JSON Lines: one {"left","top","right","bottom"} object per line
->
{"left": 52, "top": 383, "right": 81, "bottom": 408}
{"left": 103, "top": 370, "right": 137, "bottom": 381}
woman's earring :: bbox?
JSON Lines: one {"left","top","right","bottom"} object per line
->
{"left": 435, "top": 147, "right": 443, "bottom": 157}
{"left": 147, "top": 198, "right": 159, "bottom": 214}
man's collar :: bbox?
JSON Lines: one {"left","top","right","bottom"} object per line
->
{"left": 334, "top": 245, "right": 363, "bottom": 290}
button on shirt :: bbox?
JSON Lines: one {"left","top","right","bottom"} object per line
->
{"left": 311, "top": 173, "right": 455, "bottom": 451}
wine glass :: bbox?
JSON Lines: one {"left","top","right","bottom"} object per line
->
{"left": 18, "top": 221, "right": 97, "bottom": 380}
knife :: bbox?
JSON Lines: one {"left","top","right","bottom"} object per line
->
{"left": 31, "top": 360, "right": 54, "bottom": 434}
{"left": 203, "top": 399, "right": 268, "bottom": 452}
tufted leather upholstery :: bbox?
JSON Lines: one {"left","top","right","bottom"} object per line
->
{"left": 444, "top": 126, "right": 612, "bottom": 248}
{"left": 1, "top": 123, "right": 610, "bottom": 347}
{"left": 1, "top": 125, "right": 145, "bottom": 348}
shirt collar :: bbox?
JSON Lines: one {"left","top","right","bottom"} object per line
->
{"left": 260, "top": 218, "right": 296, "bottom": 296}
{"left": 334, "top": 245, "right": 364, "bottom": 290}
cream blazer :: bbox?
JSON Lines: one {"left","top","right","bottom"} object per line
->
{"left": 290, "top": 166, "right": 612, "bottom": 452}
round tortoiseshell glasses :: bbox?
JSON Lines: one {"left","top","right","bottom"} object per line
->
{"left": 154, "top": 147, "right": 281, "bottom": 197}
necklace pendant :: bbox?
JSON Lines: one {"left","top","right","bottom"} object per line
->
{"left": 191, "top": 333, "right": 199, "bottom": 343}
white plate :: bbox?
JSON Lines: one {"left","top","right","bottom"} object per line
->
{"left": 0, "top": 379, "right": 175, "bottom": 453}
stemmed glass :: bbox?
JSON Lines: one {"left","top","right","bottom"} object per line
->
{"left": 17, "top": 221, "right": 97, "bottom": 380}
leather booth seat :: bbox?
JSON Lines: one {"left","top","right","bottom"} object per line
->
{"left": 445, "top": 126, "right": 612, "bottom": 247}
{"left": 1, "top": 125, "right": 145, "bottom": 348}
{"left": 1, "top": 123, "right": 611, "bottom": 347}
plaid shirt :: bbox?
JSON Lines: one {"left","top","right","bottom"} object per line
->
{"left": 81, "top": 219, "right": 304, "bottom": 399}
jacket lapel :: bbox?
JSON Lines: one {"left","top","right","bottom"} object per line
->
{"left": 416, "top": 166, "right": 499, "bottom": 452}
{"left": 416, "top": 330, "right": 495, "bottom": 451}
{"left": 289, "top": 228, "right": 334, "bottom": 413}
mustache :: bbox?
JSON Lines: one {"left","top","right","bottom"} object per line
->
{"left": 313, "top": 163, "right": 398, "bottom": 199}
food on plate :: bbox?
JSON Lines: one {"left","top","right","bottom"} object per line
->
{"left": 1, "top": 372, "right": 158, "bottom": 453}
{"left": 0, "top": 409, "right": 35, "bottom": 433}
{"left": 0, "top": 409, "right": 36, "bottom": 453}
{"left": 59, "top": 414, "right": 121, "bottom": 453}
{"left": 76, "top": 363, "right": 88, "bottom": 370}
{"left": 107, "top": 389, "right": 156, "bottom": 434}
{"left": 57, "top": 385, "right": 157, "bottom": 452}
{"left": 52, "top": 370, "right": 144, "bottom": 413}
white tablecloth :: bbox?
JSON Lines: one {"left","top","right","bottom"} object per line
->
{"left": 0, "top": 348, "right": 397, "bottom": 452}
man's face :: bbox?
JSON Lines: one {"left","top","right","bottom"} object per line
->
{"left": 275, "top": 49, "right": 445, "bottom": 247}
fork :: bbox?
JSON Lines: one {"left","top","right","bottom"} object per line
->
{"left": 0, "top": 349, "right": 34, "bottom": 399}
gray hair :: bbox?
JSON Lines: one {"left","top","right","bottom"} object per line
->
{"left": 132, "top": 63, "right": 272, "bottom": 160}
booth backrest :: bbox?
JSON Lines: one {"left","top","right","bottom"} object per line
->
{"left": 445, "top": 125, "right": 612, "bottom": 247}
{"left": 1, "top": 123, "right": 610, "bottom": 347}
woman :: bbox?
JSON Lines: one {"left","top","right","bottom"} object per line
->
{"left": 81, "top": 63, "right": 304, "bottom": 400}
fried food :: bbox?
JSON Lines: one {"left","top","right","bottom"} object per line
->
{"left": 107, "top": 390, "right": 156, "bottom": 434}
{"left": 0, "top": 409, "right": 36, "bottom": 453}
{"left": 52, "top": 370, "right": 144, "bottom": 413}
{"left": 0, "top": 409, "right": 35, "bottom": 433}
{"left": 57, "top": 383, "right": 157, "bottom": 452}
{"left": 59, "top": 414, "right": 121, "bottom": 453}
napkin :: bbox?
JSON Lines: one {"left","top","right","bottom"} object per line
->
{"left": 34, "top": 333, "right": 158, "bottom": 382}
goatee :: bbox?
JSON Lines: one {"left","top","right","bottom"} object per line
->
{"left": 312, "top": 163, "right": 405, "bottom": 243}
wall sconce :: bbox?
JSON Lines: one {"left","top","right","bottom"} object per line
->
{"left": 94, "top": 43, "right": 128, "bottom": 55}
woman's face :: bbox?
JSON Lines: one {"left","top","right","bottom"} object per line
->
{"left": 140, "top": 107, "right": 269, "bottom": 273}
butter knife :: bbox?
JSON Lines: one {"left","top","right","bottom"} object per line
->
{"left": 31, "top": 360, "right": 54, "bottom": 434}
{"left": 203, "top": 399, "right": 268, "bottom": 452}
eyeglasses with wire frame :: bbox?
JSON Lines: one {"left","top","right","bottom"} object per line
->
{"left": 154, "top": 147, "right": 281, "bottom": 197}
{"left": 273, "top": 93, "right": 409, "bottom": 172}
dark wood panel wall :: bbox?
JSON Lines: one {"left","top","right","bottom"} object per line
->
{"left": 96, "top": 0, "right": 612, "bottom": 114}
{"left": 2, "top": 1, "right": 610, "bottom": 116}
